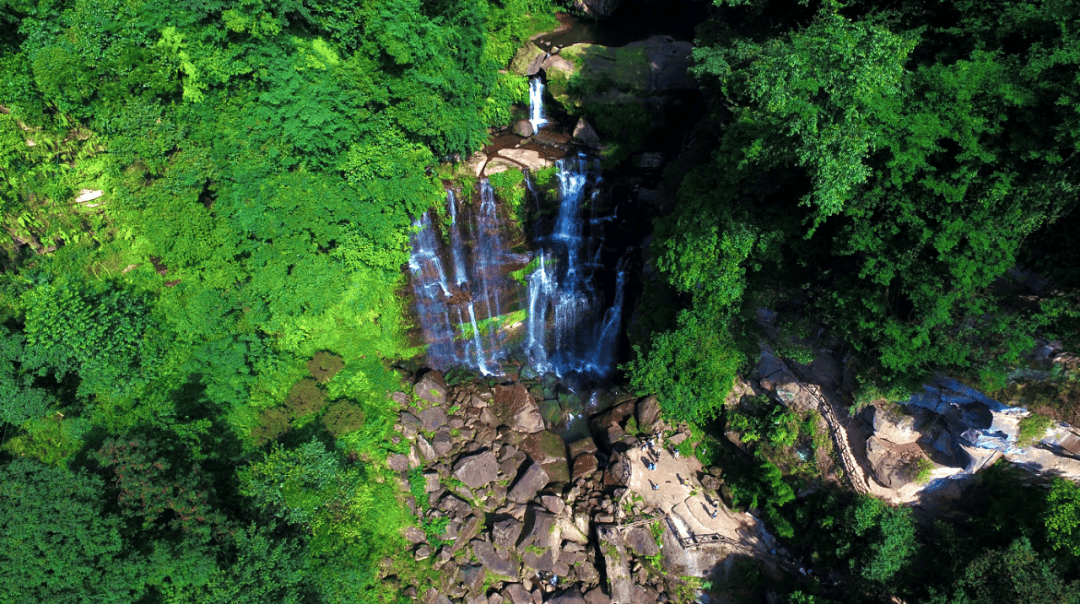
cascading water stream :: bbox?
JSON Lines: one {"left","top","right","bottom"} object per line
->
{"left": 588, "top": 253, "right": 631, "bottom": 375}
{"left": 407, "top": 155, "right": 629, "bottom": 381}
{"left": 528, "top": 77, "right": 548, "bottom": 132}
{"left": 475, "top": 180, "right": 507, "bottom": 359}
{"left": 523, "top": 155, "right": 627, "bottom": 379}
{"left": 447, "top": 189, "right": 468, "bottom": 286}
{"left": 408, "top": 213, "right": 462, "bottom": 368}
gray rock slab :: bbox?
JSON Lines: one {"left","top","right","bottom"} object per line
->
{"left": 520, "top": 510, "right": 556, "bottom": 550}
{"left": 420, "top": 406, "right": 449, "bottom": 432}
{"left": 472, "top": 539, "right": 518, "bottom": 580}
{"left": 508, "top": 463, "right": 550, "bottom": 504}
{"left": 454, "top": 450, "right": 499, "bottom": 489}
{"left": 417, "top": 435, "right": 438, "bottom": 462}
{"left": 433, "top": 430, "right": 453, "bottom": 456}
{"left": 583, "top": 587, "right": 610, "bottom": 604}
{"left": 597, "top": 524, "right": 633, "bottom": 604}
{"left": 547, "top": 590, "right": 587, "bottom": 604}
{"left": 493, "top": 517, "right": 523, "bottom": 550}
{"left": 624, "top": 526, "right": 659, "bottom": 557}
{"left": 424, "top": 471, "right": 441, "bottom": 493}
{"left": 503, "top": 584, "right": 531, "bottom": 604}
{"left": 388, "top": 453, "right": 409, "bottom": 472}
{"left": 403, "top": 525, "right": 426, "bottom": 544}
{"left": 400, "top": 412, "right": 422, "bottom": 437}
{"left": 568, "top": 437, "right": 598, "bottom": 459}
{"left": 460, "top": 564, "right": 485, "bottom": 594}
{"left": 414, "top": 371, "right": 447, "bottom": 406}
{"left": 572, "top": 454, "right": 599, "bottom": 481}
{"left": 636, "top": 395, "right": 661, "bottom": 432}
{"left": 540, "top": 494, "right": 566, "bottom": 515}
{"left": 491, "top": 383, "right": 545, "bottom": 433}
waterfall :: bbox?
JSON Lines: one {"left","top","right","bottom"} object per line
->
{"left": 474, "top": 180, "right": 506, "bottom": 356}
{"left": 447, "top": 190, "right": 468, "bottom": 286}
{"left": 408, "top": 213, "right": 462, "bottom": 369}
{"left": 526, "top": 250, "right": 555, "bottom": 375}
{"left": 588, "top": 254, "right": 631, "bottom": 375}
{"left": 408, "top": 158, "right": 629, "bottom": 381}
{"left": 524, "top": 155, "right": 627, "bottom": 379}
{"left": 529, "top": 77, "right": 548, "bottom": 132}
{"left": 466, "top": 302, "right": 493, "bottom": 376}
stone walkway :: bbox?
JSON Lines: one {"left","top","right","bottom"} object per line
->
{"left": 624, "top": 438, "right": 768, "bottom": 556}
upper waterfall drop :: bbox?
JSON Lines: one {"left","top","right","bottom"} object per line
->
{"left": 528, "top": 77, "right": 548, "bottom": 132}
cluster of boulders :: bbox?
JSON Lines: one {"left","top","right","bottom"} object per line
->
{"left": 386, "top": 369, "right": 693, "bottom": 604}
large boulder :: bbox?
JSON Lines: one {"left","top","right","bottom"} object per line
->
{"left": 508, "top": 462, "right": 550, "bottom": 503}
{"left": 547, "top": 590, "right": 587, "bottom": 604}
{"left": 569, "top": 0, "right": 622, "bottom": 18}
{"left": 568, "top": 436, "right": 598, "bottom": 459}
{"left": 459, "top": 564, "right": 485, "bottom": 594}
{"left": 636, "top": 395, "right": 661, "bottom": 433}
{"left": 502, "top": 584, "right": 532, "bottom": 604}
{"left": 471, "top": 539, "right": 518, "bottom": 580}
{"left": 521, "top": 430, "right": 570, "bottom": 483}
{"left": 497, "top": 148, "right": 554, "bottom": 171}
{"left": 584, "top": 588, "right": 610, "bottom": 604}
{"left": 414, "top": 371, "right": 447, "bottom": 406}
{"left": 547, "top": 35, "right": 694, "bottom": 105}
{"left": 454, "top": 450, "right": 499, "bottom": 489}
{"left": 867, "top": 404, "right": 919, "bottom": 444}
{"left": 572, "top": 454, "right": 599, "bottom": 481}
{"left": 491, "top": 383, "right": 546, "bottom": 434}
{"left": 509, "top": 41, "right": 546, "bottom": 77}
{"left": 573, "top": 118, "right": 601, "bottom": 148}
{"left": 865, "top": 436, "right": 913, "bottom": 489}
{"left": 624, "top": 526, "right": 659, "bottom": 557}
{"left": 419, "top": 406, "right": 448, "bottom": 432}
{"left": 512, "top": 119, "right": 535, "bottom": 138}
{"left": 493, "top": 518, "right": 523, "bottom": 550}
{"left": 519, "top": 510, "right": 557, "bottom": 550}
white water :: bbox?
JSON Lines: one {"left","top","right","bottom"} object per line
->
{"left": 529, "top": 77, "right": 548, "bottom": 132}
{"left": 524, "top": 155, "right": 628, "bottom": 379}
{"left": 407, "top": 88, "right": 630, "bottom": 381}
{"left": 447, "top": 190, "right": 468, "bottom": 286}
{"left": 466, "top": 302, "right": 493, "bottom": 376}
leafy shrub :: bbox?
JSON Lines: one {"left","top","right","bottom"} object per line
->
{"left": 307, "top": 352, "right": 345, "bottom": 384}
{"left": 322, "top": 401, "right": 366, "bottom": 438}
{"left": 252, "top": 408, "right": 291, "bottom": 446}
{"left": 285, "top": 379, "right": 329, "bottom": 418}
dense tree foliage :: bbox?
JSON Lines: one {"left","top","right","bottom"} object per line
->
{"left": 0, "top": 0, "right": 557, "bottom": 600}
{"left": 631, "top": 0, "right": 1080, "bottom": 422}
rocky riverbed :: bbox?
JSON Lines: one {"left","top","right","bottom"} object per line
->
{"left": 387, "top": 369, "right": 761, "bottom": 604}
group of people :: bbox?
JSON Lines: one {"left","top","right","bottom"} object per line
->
{"left": 641, "top": 438, "right": 662, "bottom": 471}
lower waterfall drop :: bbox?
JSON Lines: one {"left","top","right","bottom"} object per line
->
{"left": 528, "top": 77, "right": 548, "bottom": 132}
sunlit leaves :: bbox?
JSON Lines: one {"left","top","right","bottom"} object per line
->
{"left": 695, "top": 9, "right": 914, "bottom": 218}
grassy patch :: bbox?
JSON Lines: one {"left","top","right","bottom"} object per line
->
{"left": 488, "top": 168, "right": 528, "bottom": 223}
{"left": 1018, "top": 413, "right": 1053, "bottom": 447}
{"left": 456, "top": 309, "right": 528, "bottom": 340}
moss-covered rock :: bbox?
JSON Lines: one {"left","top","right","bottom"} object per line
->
{"left": 510, "top": 40, "right": 547, "bottom": 77}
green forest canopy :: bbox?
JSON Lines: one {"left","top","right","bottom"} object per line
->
{"left": 629, "top": 0, "right": 1080, "bottom": 423}
{"left": 2, "top": 0, "right": 1080, "bottom": 602}
{"left": 0, "top": 0, "right": 557, "bottom": 601}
